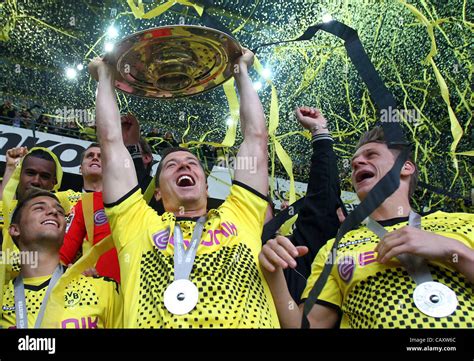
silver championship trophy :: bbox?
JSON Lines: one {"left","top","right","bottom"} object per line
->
{"left": 105, "top": 25, "right": 243, "bottom": 99}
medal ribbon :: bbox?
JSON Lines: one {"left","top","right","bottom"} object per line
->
{"left": 366, "top": 211, "right": 433, "bottom": 285}
{"left": 13, "top": 264, "right": 63, "bottom": 329}
{"left": 173, "top": 217, "right": 207, "bottom": 281}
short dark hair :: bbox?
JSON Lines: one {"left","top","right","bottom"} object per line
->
{"left": 139, "top": 137, "right": 152, "bottom": 156}
{"left": 10, "top": 189, "right": 61, "bottom": 246}
{"left": 80, "top": 143, "right": 100, "bottom": 164}
{"left": 356, "top": 126, "right": 418, "bottom": 198}
{"left": 23, "top": 149, "right": 55, "bottom": 166}
{"left": 154, "top": 147, "right": 205, "bottom": 188}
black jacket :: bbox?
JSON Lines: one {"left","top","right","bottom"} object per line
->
{"left": 284, "top": 134, "right": 342, "bottom": 303}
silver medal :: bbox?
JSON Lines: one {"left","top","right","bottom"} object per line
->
{"left": 164, "top": 279, "right": 199, "bottom": 315}
{"left": 413, "top": 281, "right": 458, "bottom": 318}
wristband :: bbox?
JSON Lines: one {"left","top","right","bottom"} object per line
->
{"left": 310, "top": 124, "right": 328, "bottom": 133}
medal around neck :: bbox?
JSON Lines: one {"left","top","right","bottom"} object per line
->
{"left": 105, "top": 25, "right": 243, "bottom": 99}
{"left": 413, "top": 281, "right": 458, "bottom": 318}
{"left": 164, "top": 279, "right": 199, "bottom": 315}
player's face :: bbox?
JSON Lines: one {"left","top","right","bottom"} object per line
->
{"left": 81, "top": 147, "right": 102, "bottom": 178}
{"left": 18, "top": 157, "right": 57, "bottom": 199}
{"left": 157, "top": 151, "right": 207, "bottom": 210}
{"left": 11, "top": 196, "right": 66, "bottom": 249}
{"left": 351, "top": 142, "right": 397, "bottom": 200}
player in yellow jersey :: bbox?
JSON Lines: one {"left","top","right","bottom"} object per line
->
{"left": 0, "top": 147, "right": 81, "bottom": 296}
{"left": 0, "top": 189, "right": 122, "bottom": 328}
{"left": 1, "top": 147, "right": 81, "bottom": 234}
{"left": 88, "top": 48, "right": 280, "bottom": 328}
{"left": 260, "top": 126, "right": 474, "bottom": 328}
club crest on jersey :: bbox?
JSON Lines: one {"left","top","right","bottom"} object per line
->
{"left": 152, "top": 228, "right": 170, "bottom": 250}
{"left": 338, "top": 255, "right": 355, "bottom": 283}
{"left": 94, "top": 209, "right": 108, "bottom": 226}
{"left": 64, "top": 290, "right": 81, "bottom": 307}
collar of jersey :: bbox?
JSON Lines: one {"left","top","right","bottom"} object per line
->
{"left": 17, "top": 265, "right": 67, "bottom": 291}
{"left": 377, "top": 216, "right": 409, "bottom": 227}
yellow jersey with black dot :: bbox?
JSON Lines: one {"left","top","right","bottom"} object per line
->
{"left": 0, "top": 271, "right": 122, "bottom": 328}
{"left": 302, "top": 211, "right": 474, "bottom": 328}
{"left": 105, "top": 183, "right": 280, "bottom": 328}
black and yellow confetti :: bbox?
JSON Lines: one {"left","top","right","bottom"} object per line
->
{"left": 0, "top": 0, "right": 472, "bottom": 212}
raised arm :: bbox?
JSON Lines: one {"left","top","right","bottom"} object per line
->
{"left": 233, "top": 48, "right": 268, "bottom": 195}
{"left": 0, "top": 147, "right": 28, "bottom": 200}
{"left": 88, "top": 58, "right": 137, "bottom": 204}
{"left": 284, "top": 107, "right": 342, "bottom": 303}
{"left": 293, "top": 107, "right": 341, "bottom": 249}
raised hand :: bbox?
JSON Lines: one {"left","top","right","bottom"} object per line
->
{"left": 295, "top": 106, "right": 328, "bottom": 135}
{"left": 6, "top": 146, "right": 28, "bottom": 169}
{"left": 234, "top": 47, "right": 254, "bottom": 76}
{"left": 259, "top": 235, "right": 309, "bottom": 272}
{"left": 88, "top": 56, "right": 121, "bottom": 82}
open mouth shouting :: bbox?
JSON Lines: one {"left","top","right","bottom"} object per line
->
{"left": 176, "top": 174, "right": 196, "bottom": 188}
{"left": 354, "top": 169, "right": 376, "bottom": 185}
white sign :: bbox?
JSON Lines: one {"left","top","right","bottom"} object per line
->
{"left": 0, "top": 124, "right": 161, "bottom": 175}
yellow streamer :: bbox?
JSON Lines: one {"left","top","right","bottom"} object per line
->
{"left": 127, "top": 0, "right": 203, "bottom": 19}
{"left": 398, "top": 0, "right": 464, "bottom": 176}
{"left": 82, "top": 192, "right": 95, "bottom": 255}
{"left": 254, "top": 56, "right": 296, "bottom": 206}
{"left": 221, "top": 78, "right": 239, "bottom": 148}
{"left": 456, "top": 151, "right": 474, "bottom": 156}
{"left": 41, "top": 236, "right": 115, "bottom": 328}
{"left": 181, "top": 77, "right": 239, "bottom": 149}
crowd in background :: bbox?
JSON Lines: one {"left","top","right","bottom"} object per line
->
{"left": 0, "top": 99, "right": 218, "bottom": 168}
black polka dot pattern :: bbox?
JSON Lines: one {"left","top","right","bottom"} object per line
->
{"left": 307, "top": 211, "right": 474, "bottom": 328}
{"left": 343, "top": 266, "right": 474, "bottom": 328}
{"left": 1, "top": 274, "right": 118, "bottom": 328}
{"left": 137, "top": 242, "right": 274, "bottom": 328}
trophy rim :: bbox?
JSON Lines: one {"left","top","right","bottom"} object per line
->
{"left": 106, "top": 25, "right": 243, "bottom": 100}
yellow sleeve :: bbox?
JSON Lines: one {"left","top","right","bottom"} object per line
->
{"left": 436, "top": 212, "right": 474, "bottom": 248}
{"left": 301, "top": 239, "right": 342, "bottom": 309}
{"left": 217, "top": 181, "right": 268, "bottom": 241}
{"left": 104, "top": 186, "right": 158, "bottom": 250}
